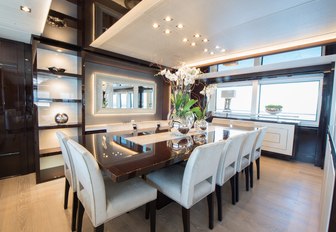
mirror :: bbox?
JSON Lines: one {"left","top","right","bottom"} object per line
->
{"left": 94, "top": 73, "right": 156, "bottom": 115}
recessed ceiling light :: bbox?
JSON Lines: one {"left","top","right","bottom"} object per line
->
{"left": 204, "top": 49, "right": 208, "bottom": 52}
{"left": 176, "top": 24, "right": 184, "bottom": 29}
{"left": 221, "top": 49, "right": 226, "bottom": 52}
{"left": 191, "top": 42, "right": 196, "bottom": 46}
{"left": 210, "top": 51, "right": 214, "bottom": 55}
{"left": 164, "top": 29, "right": 171, "bottom": 34}
{"left": 182, "top": 38, "right": 188, "bottom": 42}
{"left": 194, "top": 34, "right": 201, "bottom": 38}
{"left": 164, "top": 16, "right": 173, "bottom": 22}
{"left": 56, "top": 49, "right": 62, "bottom": 52}
{"left": 215, "top": 45, "right": 221, "bottom": 49}
{"left": 152, "top": 23, "right": 160, "bottom": 29}
{"left": 20, "top": 5, "right": 31, "bottom": 13}
{"left": 202, "top": 38, "right": 209, "bottom": 43}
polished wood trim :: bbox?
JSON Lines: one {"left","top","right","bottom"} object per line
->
{"left": 38, "top": 123, "right": 82, "bottom": 130}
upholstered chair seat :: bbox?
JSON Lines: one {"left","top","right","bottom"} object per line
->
{"left": 66, "top": 139, "right": 157, "bottom": 232}
{"left": 249, "top": 127, "right": 268, "bottom": 188}
{"left": 56, "top": 131, "right": 78, "bottom": 231}
{"left": 235, "top": 130, "right": 259, "bottom": 202}
{"left": 215, "top": 133, "right": 246, "bottom": 221}
{"left": 147, "top": 140, "right": 227, "bottom": 232}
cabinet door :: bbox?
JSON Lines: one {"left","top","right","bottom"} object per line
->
{"left": 0, "top": 67, "right": 27, "bottom": 177}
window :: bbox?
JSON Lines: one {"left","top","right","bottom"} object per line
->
{"left": 216, "top": 84, "right": 253, "bottom": 114}
{"left": 259, "top": 79, "right": 321, "bottom": 121}
{"left": 218, "top": 58, "right": 254, "bottom": 71}
{"left": 262, "top": 47, "right": 322, "bottom": 65}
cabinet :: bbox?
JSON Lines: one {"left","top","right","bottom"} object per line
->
{"left": 33, "top": 0, "right": 83, "bottom": 183}
{"left": 33, "top": 41, "right": 83, "bottom": 183}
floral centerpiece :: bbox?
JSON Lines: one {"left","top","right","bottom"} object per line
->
{"left": 157, "top": 66, "right": 201, "bottom": 134}
{"left": 192, "top": 84, "right": 217, "bottom": 131}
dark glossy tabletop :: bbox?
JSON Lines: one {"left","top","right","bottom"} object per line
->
{"left": 75, "top": 125, "right": 252, "bottom": 182}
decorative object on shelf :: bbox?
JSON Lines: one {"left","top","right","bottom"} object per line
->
{"left": 48, "top": 66, "right": 66, "bottom": 74}
{"left": 124, "top": 0, "right": 142, "bottom": 9}
{"left": 47, "top": 15, "right": 67, "bottom": 28}
{"left": 265, "top": 104, "right": 283, "bottom": 115}
{"left": 192, "top": 84, "right": 217, "bottom": 132}
{"left": 157, "top": 66, "right": 201, "bottom": 135}
{"left": 54, "top": 113, "right": 69, "bottom": 124}
{"left": 221, "top": 90, "right": 236, "bottom": 112}
{"left": 193, "top": 133, "right": 207, "bottom": 145}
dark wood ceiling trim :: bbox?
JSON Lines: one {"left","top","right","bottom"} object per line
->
{"left": 199, "top": 39, "right": 336, "bottom": 68}
{"left": 205, "top": 63, "right": 334, "bottom": 84}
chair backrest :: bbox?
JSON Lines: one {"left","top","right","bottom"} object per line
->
{"left": 216, "top": 133, "right": 246, "bottom": 186}
{"left": 251, "top": 127, "right": 267, "bottom": 161}
{"left": 106, "top": 123, "right": 134, "bottom": 133}
{"left": 212, "top": 118, "right": 231, "bottom": 126}
{"left": 67, "top": 139, "right": 107, "bottom": 227}
{"left": 56, "top": 131, "right": 76, "bottom": 191}
{"left": 136, "top": 121, "right": 159, "bottom": 133}
{"left": 237, "top": 130, "right": 259, "bottom": 171}
{"left": 181, "top": 140, "right": 227, "bottom": 208}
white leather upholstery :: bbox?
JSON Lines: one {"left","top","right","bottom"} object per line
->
{"left": 216, "top": 133, "right": 246, "bottom": 186}
{"left": 106, "top": 123, "right": 134, "bottom": 134}
{"left": 251, "top": 127, "right": 267, "bottom": 161}
{"left": 147, "top": 140, "right": 227, "bottom": 209}
{"left": 136, "top": 121, "right": 159, "bottom": 133}
{"left": 211, "top": 118, "right": 231, "bottom": 126}
{"left": 66, "top": 139, "right": 157, "bottom": 228}
{"left": 237, "top": 130, "right": 259, "bottom": 172}
{"left": 56, "top": 131, "right": 76, "bottom": 192}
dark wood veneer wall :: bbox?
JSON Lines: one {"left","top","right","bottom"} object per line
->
{"left": 0, "top": 38, "right": 34, "bottom": 178}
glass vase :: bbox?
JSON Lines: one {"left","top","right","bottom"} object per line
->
{"left": 194, "top": 119, "right": 208, "bottom": 132}
{"left": 168, "top": 110, "right": 194, "bottom": 136}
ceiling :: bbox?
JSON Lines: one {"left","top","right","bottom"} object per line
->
{"left": 91, "top": 0, "right": 336, "bottom": 68}
{"left": 0, "top": 0, "right": 51, "bottom": 43}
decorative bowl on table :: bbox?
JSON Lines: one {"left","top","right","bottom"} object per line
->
{"left": 265, "top": 105, "right": 283, "bottom": 115}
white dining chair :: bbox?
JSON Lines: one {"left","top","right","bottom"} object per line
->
{"left": 250, "top": 127, "right": 267, "bottom": 188}
{"left": 106, "top": 123, "right": 134, "bottom": 134}
{"left": 136, "top": 121, "right": 159, "bottom": 133}
{"left": 215, "top": 133, "right": 246, "bottom": 221}
{"left": 211, "top": 118, "right": 231, "bottom": 127}
{"left": 235, "top": 130, "right": 259, "bottom": 202}
{"left": 56, "top": 131, "right": 77, "bottom": 231}
{"left": 66, "top": 139, "right": 157, "bottom": 232}
{"left": 146, "top": 140, "right": 227, "bottom": 232}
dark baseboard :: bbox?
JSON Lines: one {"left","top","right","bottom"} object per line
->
{"left": 261, "top": 151, "right": 292, "bottom": 161}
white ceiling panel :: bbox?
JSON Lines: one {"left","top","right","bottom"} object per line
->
{"left": 92, "top": 0, "right": 336, "bottom": 67}
{"left": 0, "top": 0, "right": 51, "bottom": 43}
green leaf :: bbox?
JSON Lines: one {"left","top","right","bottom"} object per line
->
{"left": 192, "top": 106, "right": 203, "bottom": 119}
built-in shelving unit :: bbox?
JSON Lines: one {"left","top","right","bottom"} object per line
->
{"left": 33, "top": 0, "right": 83, "bottom": 183}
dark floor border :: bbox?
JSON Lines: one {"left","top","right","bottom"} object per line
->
{"left": 261, "top": 151, "right": 292, "bottom": 161}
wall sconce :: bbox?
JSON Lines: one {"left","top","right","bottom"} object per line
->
{"left": 221, "top": 90, "right": 236, "bottom": 112}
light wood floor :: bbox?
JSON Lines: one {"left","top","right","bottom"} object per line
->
{"left": 0, "top": 156, "right": 323, "bottom": 232}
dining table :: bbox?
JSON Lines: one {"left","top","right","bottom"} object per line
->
{"left": 74, "top": 124, "right": 255, "bottom": 183}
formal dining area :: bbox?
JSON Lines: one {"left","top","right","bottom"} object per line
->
{"left": 0, "top": 0, "right": 336, "bottom": 232}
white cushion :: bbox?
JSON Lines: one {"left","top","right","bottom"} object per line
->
{"left": 105, "top": 177, "right": 157, "bottom": 220}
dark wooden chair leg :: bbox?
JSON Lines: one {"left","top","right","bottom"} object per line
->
{"left": 229, "top": 176, "right": 236, "bottom": 205}
{"left": 71, "top": 192, "right": 78, "bottom": 231}
{"left": 256, "top": 157, "right": 260, "bottom": 179}
{"left": 182, "top": 207, "right": 190, "bottom": 232}
{"left": 149, "top": 200, "right": 156, "bottom": 232}
{"left": 235, "top": 172, "right": 239, "bottom": 202}
{"left": 215, "top": 185, "right": 222, "bottom": 221}
{"left": 64, "top": 179, "right": 70, "bottom": 209}
{"left": 207, "top": 192, "right": 214, "bottom": 229}
{"left": 77, "top": 200, "right": 84, "bottom": 232}
{"left": 94, "top": 224, "right": 104, "bottom": 232}
{"left": 145, "top": 202, "right": 149, "bottom": 219}
{"left": 250, "top": 162, "right": 254, "bottom": 188}
{"left": 245, "top": 166, "right": 250, "bottom": 191}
